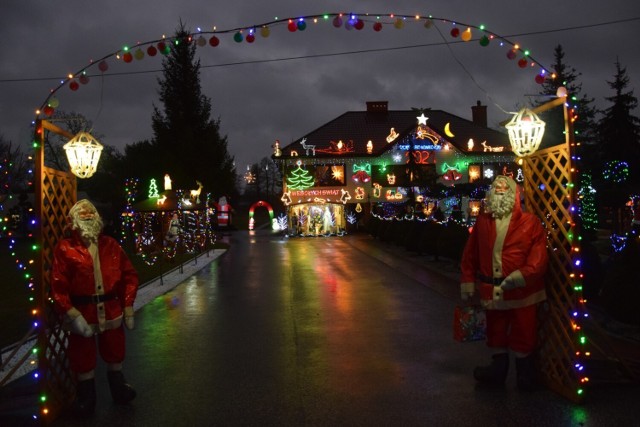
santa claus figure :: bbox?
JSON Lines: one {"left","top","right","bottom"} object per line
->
{"left": 51, "top": 199, "right": 139, "bottom": 415}
{"left": 460, "top": 175, "right": 548, "bottom": 390}
{"left": 217, "top": 196, "right": 232, "bottom": 228}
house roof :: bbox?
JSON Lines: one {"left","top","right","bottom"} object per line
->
{"left": 275, "top": 107, "right": 512, "bottom": 159}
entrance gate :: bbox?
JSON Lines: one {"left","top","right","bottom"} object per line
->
{"left": 28, "top": 13, "right": 594, "bottom": 423}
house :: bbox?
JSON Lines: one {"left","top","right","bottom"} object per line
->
{"left": 272, "top": 101, "right": 518, "bottom": 236}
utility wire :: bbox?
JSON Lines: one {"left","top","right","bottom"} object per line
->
{"left": 0, "top": 16, "right": 638, "bottom": 84}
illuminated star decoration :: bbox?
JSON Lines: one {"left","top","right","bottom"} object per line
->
{"left": 416, "top": 113, "right": 428, "bottom": 125}
{"left": 331, "top": 165, "right": 343, "bottom": 181}
{"left": 340, "top": 189, "right": 352, "bottom": 204}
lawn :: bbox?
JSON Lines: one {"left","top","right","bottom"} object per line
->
{"left": 0, "top": 236, "right": 227, "bottom": 350}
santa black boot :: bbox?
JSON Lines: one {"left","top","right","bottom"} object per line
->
{"left": 107, "top": 370, "right": 137, "bottom": 404}
{"left": 473, "top": 353, "right": 509, "bottom": 385}
{"left": 515, "top": 354, "right": 537, "bottom": 391}
{"left": 74, "top": 378, "right": 96, "bottom": 417}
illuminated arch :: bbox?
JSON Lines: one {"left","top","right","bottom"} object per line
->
{"left": 248, "top": 200, "right": 274, "bottom": 230}
{"left": 35, "top": 13, "right": 552, "bottom": 116}
{"left": 32, "top": 13, "right": 592, "bottom": 425}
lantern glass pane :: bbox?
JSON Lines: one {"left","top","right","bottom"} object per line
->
{"left": 63, "top": 131, "right": 104, "bottom": 178}
{"left": 505, "top": 108, "right": 546, "bottom": 157}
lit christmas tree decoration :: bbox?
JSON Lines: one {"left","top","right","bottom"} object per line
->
{"left": 148, "top": 178, "right": 159, "bottom": 198}
{"left": 286, "top": 161, "right": 314, "bottom": 190}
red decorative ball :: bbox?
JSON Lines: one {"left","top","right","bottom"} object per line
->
{"left": 98, "top": 60, "right": 108, "bottom": 72}
{"left": 333, "top": 16, "right": 343, "bottom": 28}
{"left": 450, "top": 28, "right": 460, "bottom": 38}
{"left": 209, "top": 36, "right": 220, "bottom": 47}
{"left": 157, "top": 41, "right": 166, "bottom": 51}
{"left": 535, "top": 74, "right": 545, "bottom": 84}
{"left": 147, "top": 45, "right": 157, "bottom": 56}
{"left": 288, "top": 21, "right": 297, "bottom": 32}
{"left": 506, "top": 49, "right": 517, "bottom": 60}
{"left": 246, "top": 33, "right": 255, "bottom": 43}
{"left": 373, "top": 22, "right": 382, "bottom": 32}
{"left": 354, "top": 19, "right": 364, "bottom": 30}
{"left": 69, "top": 80, "right": 79, "bottom": 91}
{"left": 518, "top": 58, "right": 528, "bottom": 68}
{"left": 79, "top": 75, "right": 90, "bottom": 85}
{"left": 123, "top": 52, "right": 133, "bottom": 63}
{"left": 43, "top": 105, "right": 54, "bottom": 116}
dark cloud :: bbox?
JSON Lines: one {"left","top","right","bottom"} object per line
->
{"left": 1, "top": 1, "right": 639, "bottom": 175}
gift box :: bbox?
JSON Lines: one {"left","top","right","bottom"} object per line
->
{"left": 453, "top": 304, "right": 486, "bottom": 342}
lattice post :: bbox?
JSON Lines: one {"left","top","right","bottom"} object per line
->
{"left": 34, "top": 119, "right": 78, "bottom": 423}
{"left": 519, "top": 101, "right": 588, "bottom": 402}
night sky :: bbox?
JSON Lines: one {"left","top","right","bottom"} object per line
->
{"left": 1, "top": 1, "right": 638, "bottom": 176}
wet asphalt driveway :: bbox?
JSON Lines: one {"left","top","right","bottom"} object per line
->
{"left": 46, "top": 230, "right": 639, "bottom": 426}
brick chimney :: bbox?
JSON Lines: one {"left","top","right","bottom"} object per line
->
{"left": 471, "top": 100, "right": 487, "bottom": 127}
{"left": 366, "top": 101, "right": 388, "bottom": 113}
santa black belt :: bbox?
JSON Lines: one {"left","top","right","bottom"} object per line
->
{"left": 71, "top": 293, "right": 117, "bottom": 305}
{"left": 476, "top": 274, "right": 505, "bottom": 285}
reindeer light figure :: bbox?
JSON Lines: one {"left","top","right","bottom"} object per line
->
{"left": 481, "top": 141, "right": 505, "bottom": 152}
{"left": 190, "top": 181, "right": 203, "bottom": 204}
{"left": 300, "top": 138, "right": 316, "bottom": 156}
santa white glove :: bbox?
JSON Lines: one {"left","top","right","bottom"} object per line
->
{"left": 494, "top": 271, "right": 526, "bottom": 301}
{"left": 70, "top": 314, "right": 94, "bottom": 337}
{"left": 124, "top": 306, "right": 135, "bottom": 330}
{"left": 499, "top": 270, "right": 525, "bottom": 290}
{"left": 460, "top": 282, "right": 475, "bottom": 301}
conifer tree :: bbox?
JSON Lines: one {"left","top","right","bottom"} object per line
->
{"left": 597, "top": 59, "right": 640, "bottom": 187}
{"left": 537, "top": 45, "right": 598, "bottom": 152}
{"left": 152, "top": 22, "right": 236, "bottom": 196}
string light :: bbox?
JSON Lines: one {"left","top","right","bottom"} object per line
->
{"left": 29, "top": 13, "right": 555, "bottom": 120}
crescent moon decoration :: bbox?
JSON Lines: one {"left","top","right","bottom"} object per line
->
{"left": 444, "top": 122, "right": 455, "bottom": 138}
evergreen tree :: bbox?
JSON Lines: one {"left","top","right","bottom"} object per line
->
{"left": 152, "top": 22, "right": 236, "bottom": 196}
{"left": 0, "top": 137, "right": 29, "bottom": 195}
{"left": 597, "top": 59, "right": 640, "bottom": 188}
{"left": 536, "top": 45, "right": 599, "bottom": 153}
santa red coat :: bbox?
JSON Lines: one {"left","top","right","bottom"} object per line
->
{"left": 51, "top": 232, "right": 138, "bottom": 330}
{"left": 460, "top": 197, "right": 548, "bottom": 310}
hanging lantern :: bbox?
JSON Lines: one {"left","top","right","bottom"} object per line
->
{"left": 63, "top": 131, "right": 104, "bottom": 178}
{"left": 505, "top": 108, "right": 546, "bottom": 157}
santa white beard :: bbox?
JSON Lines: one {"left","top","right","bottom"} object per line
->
{"left": 486, "top": 189, "right": 515, "bottom": 219}
{"left": 73, "top": 216, "right": 103, "bottom": 242}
